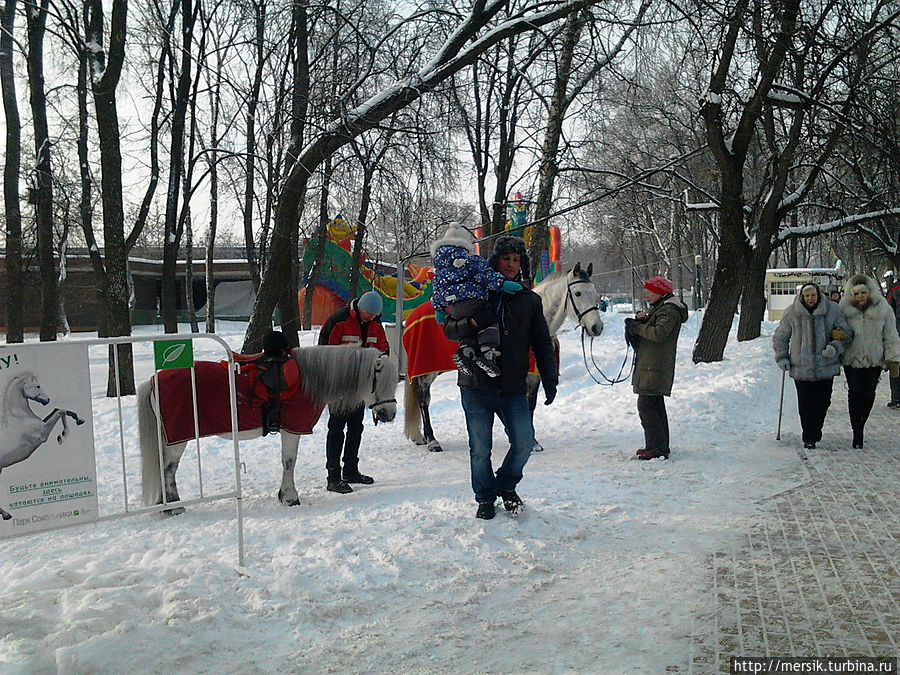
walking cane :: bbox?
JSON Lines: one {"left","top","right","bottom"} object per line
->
{"left": 776, "top": 369, "right": 786, "bottom": 441}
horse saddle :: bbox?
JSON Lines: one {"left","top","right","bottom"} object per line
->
{"left": 228, "top": 352, "right": 301, "bottom": 400}
{"left": 226, "top": 353, "right": 302, "bottom": 436}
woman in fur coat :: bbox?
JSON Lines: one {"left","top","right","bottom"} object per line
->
{"left": 773, "top": 282, "right": 852, "bottom": 449}
{"left": 838, "top": 274, "right": 900, "bottom": 447}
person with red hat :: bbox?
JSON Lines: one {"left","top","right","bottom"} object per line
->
{"left": 624, "top": 275, "right": 688, "bottom": 460}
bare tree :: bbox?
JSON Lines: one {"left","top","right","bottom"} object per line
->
{"left": 25, "top": 0, "right": 59, "bottom": 340}
{"left": 85, "top": 0, "right": 136, "bottom": 395}
{"left": 244, "top": 0, "right": 614, "bottom": 353}
{"left": 1, "top": 0, "right": 24, "bottom": 343}
{"left": 692, "top": 0, "right": 900, "bottom": 362}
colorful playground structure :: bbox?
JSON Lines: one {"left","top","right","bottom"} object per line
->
{"left": 298, "top": 215, "right": 433, "bottom": 324}
{"left": 299, "top": 199, "right": 561, "bottom": 324}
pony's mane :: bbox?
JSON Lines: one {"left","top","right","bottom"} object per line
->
{"left": 292, "top": 345, "right": 377, "bottom": 412}
{"left": 535, "top": 270, "right": 568, "bottom": 287}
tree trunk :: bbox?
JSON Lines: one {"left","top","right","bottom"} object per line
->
{"left": 349, "top": 166, "right": 373, "bottom": 299}
{"left": 737, "top": 247, "right": 770, "bottom": 341}
{"left": 301, "top": 158, "right": 332, "bottom": 331}
{"left": 161, "top": 0, "right": 195, "bottom": 333}
{"left": 87, "top": 0, "right": 134, "bottom": 395}
{"left": 184, "top": 203, "right": 198, "bottom": 333}
{"left": 528, "top": 11, "right": 581, "bottom": 282}
{"left": 692, "top": 169, "right": 748, "bottom": 363}
{"left": 26, "top": 0, "right": 59, "bottom": 341}
{"left": 241, "top": 0, "right": 265, "bottom": 292}
{"left": 1, "top": 0, "right": 24, "bottom": 343}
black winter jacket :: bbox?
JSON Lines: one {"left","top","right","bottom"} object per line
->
{"left": 443, "top": 288, "right": 557, "bottom": 394}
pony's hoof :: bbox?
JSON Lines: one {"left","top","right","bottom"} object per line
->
{"left": 1, "top": 512, "right": 11, "bottom": 520}
{"left": 427, "top": 441, "right": 443, "bottom": 452}
{"left": 75, "top": 417, "right": 85, "bottom": 425}
{"left": 163, "top": 506, "right": 186, "bottom": 517}
{"left": 57, "top": 434, "right": 65, "bottom": 444}
{"left": 532, "top": 442, "right": 544, "bottom": 453}
{"left": 278, "top": 489, "right": 300, "bottom": 507}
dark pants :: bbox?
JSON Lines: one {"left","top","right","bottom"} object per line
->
{"left": 890, "top": 370, "right": 900, "bottom": 404}
{"left": 325, "top": 404, "right": 365, "bottom": 480}
{"left": 448, "top": 298, "right": 500, "bottom": 348}
{"left": 460, "top": 386, "right": 534, "bottom": 504}
{"left": 844, "top": 366, "right": 881, "bottom": 439}
{"left": 637, "top": 394, "right": 669, "bottom": 452}
{"left": 794, "top": 378, "right": 833, "bottom": 444}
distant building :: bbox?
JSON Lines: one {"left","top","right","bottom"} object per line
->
{"left": 0, "top": 248, "right": 254, "bottom": 332}
{"left": 764, "top": 265, "right": 846, "bottom": 321}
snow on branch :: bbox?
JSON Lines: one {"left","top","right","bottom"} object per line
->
{"left": 776, "top": 209, "right": 900, "bottom": 244}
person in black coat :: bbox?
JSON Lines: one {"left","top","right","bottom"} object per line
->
{"left": 443, "top": 235, "right": 558, "bottom": 520}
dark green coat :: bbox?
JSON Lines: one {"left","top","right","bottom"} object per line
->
{"left": 630, "top": 295, "right": 689, "bottom": 396}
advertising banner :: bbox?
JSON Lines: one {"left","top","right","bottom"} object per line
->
{"left": 0, "top": 343, "right": 98, "bottom": 536}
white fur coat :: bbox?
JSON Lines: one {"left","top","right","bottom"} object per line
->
{"left": 839, "top": 274, "right": 900, "bottom": 369}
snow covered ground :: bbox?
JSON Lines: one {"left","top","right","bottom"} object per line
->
{"left": 1, "top": 312, "right": 807, "bottom": 674}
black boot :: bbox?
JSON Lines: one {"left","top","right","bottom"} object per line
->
{"left": 499, "top": 490, "right": 523, "bottom": 513}
{"left": 475, "top": 502, "right": 495, "bottom": 520}
{"left": 452, "top": 346, "right": 478, "bottom": 376}
{"left": 475, "top": 345, "right": 501, "bottom": 378}
{"left": 326, "top": 479, "right": 353, "bottom": 493}
{"left": 343, "top": 472, "right": 374, "bottom": 484}
{"left": 852, "top": 429, "right": 863, "bottom": 449}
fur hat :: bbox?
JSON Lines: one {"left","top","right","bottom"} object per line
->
{"left": 799, "top": 282, "right": 820, "bottom": 297}
{"left": 263, "top": 330, "right": 291, "bottom": 356}
{"left": 487, "top": 234, "right": 531, "bottom": 283}
{"left": 430, "top": 223, "right": 474, "bottom": 258}
{"left": 357, "top": 290, "right": 383, "bottom": 316}
{"left": 644, "top": 275, "right": 674, "bottom": 295}
{"left": 842, "top": 273, "right": 879, "bottom": 306}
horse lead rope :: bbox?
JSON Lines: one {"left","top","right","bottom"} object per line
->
{"left": 580, "top": 329, "right": 634, "bottom": 386}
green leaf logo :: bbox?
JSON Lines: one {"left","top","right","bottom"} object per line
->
{"left": 163, "top": 343, "right": 185, "bottom": 364}
{"left": 154, "top": 340, "right": 194, "bottom": 370}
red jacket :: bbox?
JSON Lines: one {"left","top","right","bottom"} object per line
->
{"left": 318, "top": 300, "right": 389, "bottom": 354}
{"left": 888, "top": 281, "right": 900, "bottom": 332}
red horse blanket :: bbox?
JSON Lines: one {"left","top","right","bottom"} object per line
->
{"left": 156, "top": 360, "right": 324, "bottom": 445}
{"left": 402, "top": 300, "right": 558, "bottom": 379}
{"left": 403, "top": 301, "right": 457, "bottom": 379}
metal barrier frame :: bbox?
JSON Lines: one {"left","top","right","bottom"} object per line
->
{"left": 0, "top": 333, "right": 245, "bottom": 566}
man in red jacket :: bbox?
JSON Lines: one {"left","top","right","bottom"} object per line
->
{"left": 318, "top": 291, "right": 390, "bottom": 493}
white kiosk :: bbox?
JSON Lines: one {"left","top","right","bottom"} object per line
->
{"left": 765, "top": 264, "right": 846, "bottom": 321}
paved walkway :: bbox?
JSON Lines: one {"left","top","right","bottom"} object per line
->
{"left": 688, "top": 377, "right": 900, "bottom": 672}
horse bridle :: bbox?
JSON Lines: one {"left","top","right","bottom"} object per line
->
{"left": 567, "top": 277, "right": 634, "bottom": 386}
{"left": 367, "top": 361, "right": 396, "bottom": 425}
{"left": 566, "top": 278, "right": 601, "bottom": 323}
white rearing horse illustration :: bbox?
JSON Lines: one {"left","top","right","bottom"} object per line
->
{"left": 138, "top": 345, "right": 398, "bottom": 514}
{"left": 0, "top": 371, "right": 86, "bottom": 520}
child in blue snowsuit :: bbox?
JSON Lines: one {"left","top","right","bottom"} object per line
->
{"left": 430, "top": 223, "right": 522, "bottom": 377}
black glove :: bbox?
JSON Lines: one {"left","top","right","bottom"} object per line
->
{"left": 543, "top": 383, "right": 557, "bottom": 406}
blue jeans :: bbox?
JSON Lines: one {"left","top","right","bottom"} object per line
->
{"left": 460, "top": 386, "right": 535, "bottom": 504}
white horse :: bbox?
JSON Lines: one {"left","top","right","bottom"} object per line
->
{"left": 138, "top": 346, "right": 398, "bottom": 514}
{"left": 0, "top": 371, "right": 85, "bottom": 520}
{"left": 404, "top": 262, "right": 603, "bottom": 452}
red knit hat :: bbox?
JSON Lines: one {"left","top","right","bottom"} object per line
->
{"left": 644, "top": 275, "right": 673, "bottom": 295}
